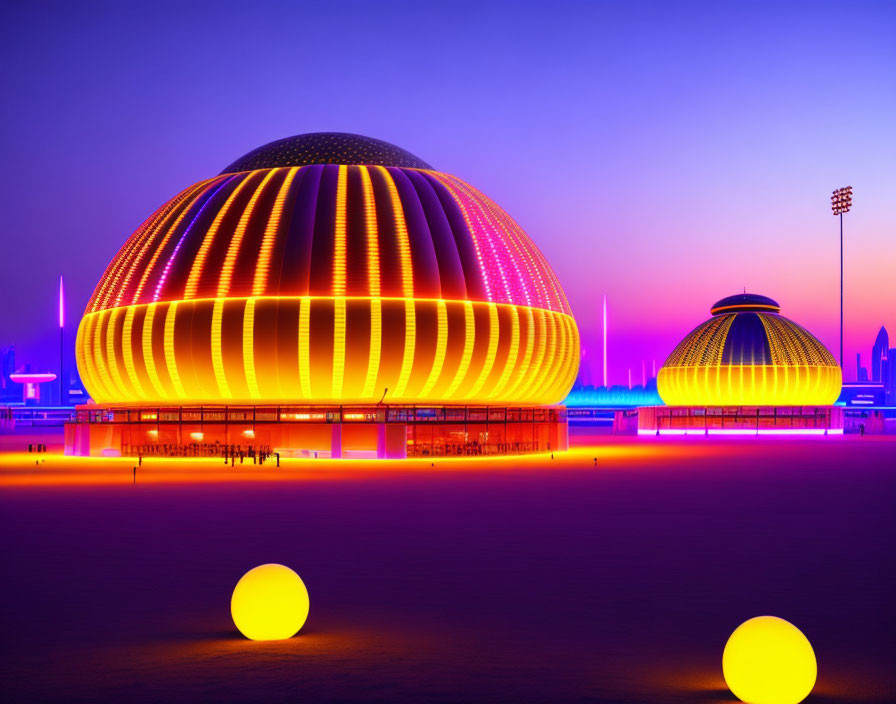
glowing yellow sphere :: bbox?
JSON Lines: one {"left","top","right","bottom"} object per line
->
{"left": 231, "top": 564, "right": 310, "bottom": 641}
{"left": 723, "top": 616, "right": 817, "bottom": 704}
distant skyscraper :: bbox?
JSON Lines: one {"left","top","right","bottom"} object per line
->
{"left": 872, "top": 326, "right": 889, "bottom": 381}
{"left": 886, "top": 348, "right": 896, "bottom": 404}
{"left": 857, "top": 353, "right": 869, "bottom": 381}
{"left": 578, "top": 346, "right": 593, "bottom": 388}
{"left": 0, "top": 346, "right": 16, "bottom": 402}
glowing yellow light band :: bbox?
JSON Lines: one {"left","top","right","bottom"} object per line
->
{"left": 77, "top": 296, "right": 577, "bottom": 406}
{"left": 121, "top": 305, "right": 144, "bottom": 399}
{"left": 185, "top": 172, "right": 258, "bottom": 299}
{"left": 332, "top": 297, "right": 346, "bottom": 398}
{"left": 444, "top": 301, "right": 476, "bottom": 398}
{"left": 91, "top": 309, "right": 113, "bottom": 401}
{"left": 657, "top": 364, "right": 841, "bottom": 406}
{"left": 362, "top": 298, "right": 382, "bottom": 398}
{"left": 243, "top": 297, "right": 259, "bottom": 398}
{"left": 376, "top": 165, "right": 413, "bottom": 297}
{"left": 492, "top": 305, "right": 520, "bottom": 398}
{"left": 393, "top": 299, "right": 416, "bottom": 397}
{"left": 253, "top": 167, "right": 298, "bottom": 296}
{"left": 219, "top": 169, "right": 279, "bottom": 298}
{"left": 466, "top": 302, "right": 499, "bottom": 398}
{"left": 333, "top": 165, "right": 347, "bottom": 297}
{"left": 142, "top": 303, "right": 165, "bottom": 397}
{"left": 506, "top": 306, "right": 536, "bottom": 399}
{"left": 419, "top": 299, "right": 448, "bottom": 397}
{"left": 105, "top": 308, "right": 127, "bottom": 396}
{"left": 298, "top": 296, "right": 312, "bottom": 399}
{"left": 211, "top": 298, "right": 231, "bottom": 397}
{"left": 164, "top": 302, "right": 186, "bottom": 398}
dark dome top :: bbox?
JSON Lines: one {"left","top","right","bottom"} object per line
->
{"left": 221, "top": 132, "right": 432, "bottom": 174}
{"left": 710, "top": 293, "right": 780, "bottom": 315}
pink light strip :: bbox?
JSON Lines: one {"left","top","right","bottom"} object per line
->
{"left": 58, "top": 275, "right": 64, "bottom": 328}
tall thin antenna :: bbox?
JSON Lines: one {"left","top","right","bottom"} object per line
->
{"left": 602, "top": 294, "right": 608, "bottom": 388}
{"left": 59, "top": 275, "right": 65, "bottom": 405}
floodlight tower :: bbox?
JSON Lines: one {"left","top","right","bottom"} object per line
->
{"left": 831, "top": 186, "right": 853, "bottom": 369}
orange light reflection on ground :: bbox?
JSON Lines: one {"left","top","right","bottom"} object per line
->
{"left": 0, "top": 441, "right": 678, "bottom": 488}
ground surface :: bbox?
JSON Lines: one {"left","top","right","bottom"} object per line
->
{"left": 1, "top": 430, "right": 894, "bottom": 703}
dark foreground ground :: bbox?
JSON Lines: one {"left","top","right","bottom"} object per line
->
{"left": 1, "top": 431, "right": 894, "bottom": 703}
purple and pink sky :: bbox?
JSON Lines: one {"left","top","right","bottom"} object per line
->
{"left": 1, "top": 1, "right": 893, "bottom": 383}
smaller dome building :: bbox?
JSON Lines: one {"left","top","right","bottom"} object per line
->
{"left": 657, "top": 293, "right": 841, "bottom": 407}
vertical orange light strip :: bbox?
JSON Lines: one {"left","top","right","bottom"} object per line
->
{"left": 253, "top": 167, "right": 299, "bottom": 296}
{"left": 520, "top": 308, "right": 548, "bottom": 401}
{"left": 164, "top": 302, "right": 186, "bottom": 398}
{"left": 185, "top": 173, "right": 257, "bottom": 299}
{"left": 104, "top": 308, "right": 127, "bottom": 399}
{"left": 363, "top": 298, "right": 382, "bottom": 399}
{"left": 394, "top": 299, "right": 416, "bottom": 397}
{"left": 377, "top": 166, "right": 414, "bottom": 400}
{"left": 218, "top": 169, "right": 279, "bottom": 298}
{"left": 210, "top": 298, "right": 231, "bottom": 397}
{"left": 76, "top": 315, "right": 102, "bottom": 401}
{"left": 91, "top": 190, "right": 189, "bottom": 312}
{"left": 419, "top": 299, "right": 448, "bottom": 398}
{"left": 114, "top": 183, "right": 207, "bottom": 309}
{"left": 95, "top": 181, "right": 207, "bottom": 311}
{"left": 95, "top": 203, "right": 168, "bottom": 312}
{"left": 466, "top": 302, "right": 499, "bottom": 398}
{"left": 491, "top": 305, "right": 521, "bottom": 398}
{"left": 555, "top": 313, "right": 578, "bottom": 400}
{"left": 376, "top": 166, "right": 413, "bottom": 297}
{"left": 359, "top": 167, "right": 381, "bottom": 297}
{"left": 444, "top": 301, "right": 475, "bottom": 397}
{"left": 298, "top": 296, "right": 312, "bottom": 398}
{"left": 332, "top": 166, "right": 348, "bottom": 399}
{"left": 360, "top": 166, "right": 382, "bottom": 399}
{"left": 132, "top": 181, "right": 216, "bottom": 306}
{"left": 121, "top": 305, "right": 145, "bottom": 399}
{"left": 243, "top": 298, "right": 260, "bottom": 399}
{"left": 333, "top": 298, "right": 347, "bottom": 399}
{"left": 91, "top": 311, "right": 113, "bottom": 402}
{"left": 529, "top": 310, "right": 558, "bottom": 401}
{"left": 141, "top": 303, "right": 165, "bottom": 398}
{"left": 506, "top": 306, "right": 536, "bottom": 398}
{"left": 332, "top": 165, "right": 348, "bottom": 297}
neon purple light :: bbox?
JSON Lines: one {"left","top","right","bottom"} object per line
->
{"left": 58, "top": 275, "right": 64, "bottom": 328}
{"left": 602, "top": 294, "right": 608, "bottom": 387}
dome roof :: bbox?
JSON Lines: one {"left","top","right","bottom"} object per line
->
{"left": 658, "top": 294, "right": 840, "bottom": 406}
{"left": 710, "top": 293, "right": 780, "bottom": 315}
{"left": 86, "top": 165, "right": 570, "bottom": 315}
{"left": 221, "top": 132, "right": 432, "bottom": 173}
{"left": 77, "top": 138, "right": 578, "bottom": 407}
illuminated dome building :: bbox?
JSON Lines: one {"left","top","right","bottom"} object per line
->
{"left": 639, "top": 293, "right": 843, "bottom": 435}
{"left": 68, "top": 133, "right": 579, "bottom": 458}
